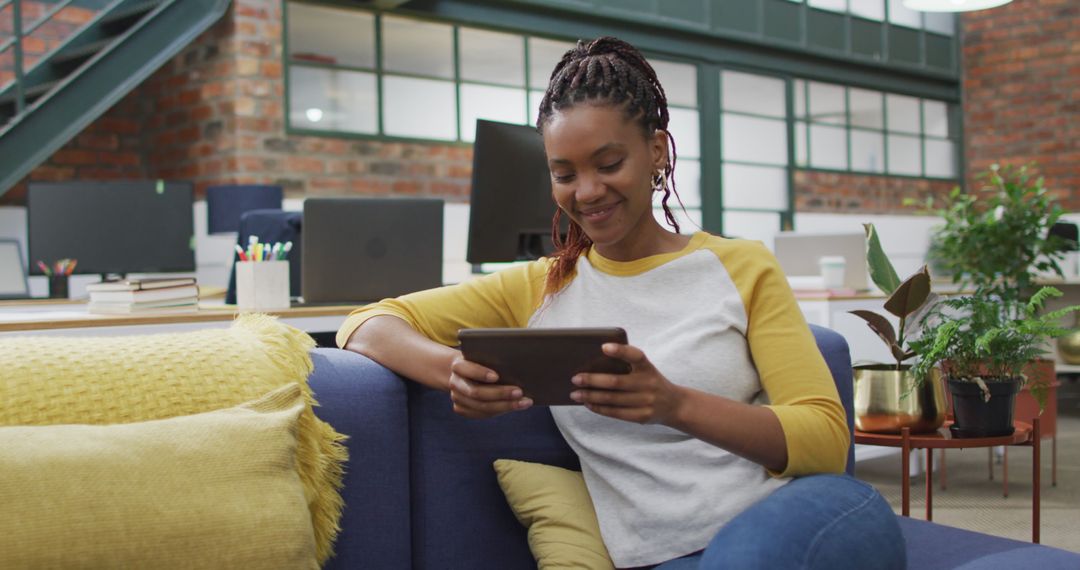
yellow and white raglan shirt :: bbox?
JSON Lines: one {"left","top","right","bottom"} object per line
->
{"left": 336, "top": 231, "right": 848, "bottom": 568}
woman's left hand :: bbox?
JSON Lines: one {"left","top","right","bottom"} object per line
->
{"left": 570, "top": 342, "right": 686, "bottom": 425}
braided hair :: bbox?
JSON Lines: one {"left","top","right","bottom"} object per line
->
{"left": 536, "top": 36, "right": 682, "bottom": 296}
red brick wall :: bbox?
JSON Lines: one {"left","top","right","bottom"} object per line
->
{"left": 2, "top": 0, "right": 472, "bottom": 205}
{"left": 794, "top": 170, "right": 956, "bottom": 214}
{"left": 0, "top": 2, "right": 98, "bottom": 87}
{"left": 961, "top": 0, "right": 1080, "bottom": 207}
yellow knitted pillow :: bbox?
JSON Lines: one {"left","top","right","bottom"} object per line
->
{"left": 0, "top": 383, "right": 317, "bottom": 569}
{"left": 0, "top": 313, "right": 347, "bottom": 565}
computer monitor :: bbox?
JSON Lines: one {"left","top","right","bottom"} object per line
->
{"left": 466, "top": 119, "right": 566, "bottom": 264}
{"left": 28, "top": 181, "right": 195, "bottom": 278}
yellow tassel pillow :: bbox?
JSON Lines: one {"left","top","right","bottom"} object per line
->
{"left": 0, "top": 383, "right": 317, "bottom": 569}
{"left": 0, "top": 314, "right": 347, "bottom": 565}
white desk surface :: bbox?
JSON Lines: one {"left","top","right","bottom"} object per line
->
{"left": 0, "top": 298, "right": 356, "bottom": 337}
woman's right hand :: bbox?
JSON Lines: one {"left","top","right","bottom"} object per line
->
{"left": 448, "top": 356, "right": 533, "bottom": 419}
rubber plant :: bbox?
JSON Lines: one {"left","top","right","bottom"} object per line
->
{"left": 849, "top": 223, "right": 936, "bottom": 372}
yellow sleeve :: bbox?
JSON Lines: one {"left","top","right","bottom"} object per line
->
{"left": 709, "top": 239, "right": 849, "bottom": 477}
{"left": 335, "top": 260, "right": 551, "bottom": 348}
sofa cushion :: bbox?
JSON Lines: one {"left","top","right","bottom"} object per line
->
{"left": 494, "top": 459, "right": 614, "bottom": 570}
{"left": 0, "top": 313, "right": 347, "bottom": 565}
{"left": 0, "top": 383, "right": 317, "bottom": 569}
{"left": 898, "top": 517, "right": 1079, "bottom": 569}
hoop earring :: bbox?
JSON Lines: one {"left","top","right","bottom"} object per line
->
{"left": 652, "top": 170, "right": 666, "bottom": 193}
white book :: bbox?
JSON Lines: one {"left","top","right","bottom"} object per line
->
{"left": 87, "top": 301, "right": 199, "bottom": 315}
{"left": 88, "top": 285, "right": 199, "bottom": 303}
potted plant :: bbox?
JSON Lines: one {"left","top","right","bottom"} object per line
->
{"left": 909, "top": 287, "right": 1079, "bottom": 437}
{"left": 924, "top": 162, "right": 1070, "bottom": 314}
{"left": 848, "top": 224, "right": 946, "bottom": 434}
{"left": 918, "top": 162, "right": 1074, "bottom": 434}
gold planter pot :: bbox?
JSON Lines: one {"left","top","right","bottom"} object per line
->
{"left": 854, "top": 365, "right": 947, "bottom": 434}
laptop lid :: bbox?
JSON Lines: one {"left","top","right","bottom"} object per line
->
{"left": 301, "top": 197, "right": 444, "bottom": 304}
{"left": 773, "top": 232, "right": 868, "bottom": 291}
{"left": 0, "top": 239, "right": 30, "bottom": 299}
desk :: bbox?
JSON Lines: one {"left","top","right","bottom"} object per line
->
{"left": 0, "top": 299, "right": 356, "bottom": 338}
{"left": 855, "top": 419, "right": 1042, "bottom": 543}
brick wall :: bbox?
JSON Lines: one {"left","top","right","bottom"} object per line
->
{"left": 2, "top": 0, "right": 472, "bottom": 205}
{"left": 5, "top": 0, "right": 1074, "bottom": 212}
{"left": 794, "top": 170, "right": 956, "bottom": 214}
{"left": 962, "top": 0, "right": 1080, "bottom": 207}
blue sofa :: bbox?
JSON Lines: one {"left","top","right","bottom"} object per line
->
{"left": 308, "top": 325, "right": 1080, "bottom": 569}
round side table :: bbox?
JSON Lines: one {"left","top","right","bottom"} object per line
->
{"left": 854, "top": 418, "right": 1041, "bottom": 543}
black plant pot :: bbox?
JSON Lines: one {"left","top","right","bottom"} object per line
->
{"left": 947, "top": 377, "right": 1021, "bottom": 438}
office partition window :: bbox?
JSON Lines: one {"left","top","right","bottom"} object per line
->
{"left": 793, "top": 79, "right": 959, "bottom": 179}
{"left": 781, "top": 0, "right": 955, "bottom": 34}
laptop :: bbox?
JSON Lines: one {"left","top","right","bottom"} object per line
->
{"left": 773, "top": 231, "right": 869, "bottom": 291}
{"left": 0, "top": 239, "right": 31, "bottom": 299}
{"left": 300, "top": 197, "right": 444, "bottom": 304}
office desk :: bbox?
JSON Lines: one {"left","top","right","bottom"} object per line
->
{"left": 0, "top": 299, "right": 356, "bottom": 338}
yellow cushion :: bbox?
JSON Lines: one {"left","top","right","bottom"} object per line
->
{"left": 493, "top": 459, "right": 614, "bottom": 570}
{"left": 0, "top": 383, "right": 317, "bottom": 569}
{"left": 0, "top": 313, "right": 346, "bottom": 564}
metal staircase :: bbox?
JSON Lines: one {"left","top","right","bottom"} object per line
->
{"left": 0, "top": 0, "right": 232, "bottom": 197}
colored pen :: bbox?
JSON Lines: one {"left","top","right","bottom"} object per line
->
{"left": 280, "top": 241, "right": 293, "bottom": 260}
{"left": 235, "top": 244, "right": 249, "bottom": 262}
{"left": 37, "top": 260, "right": 52, "bottom": 277}
{"left": 67, "top": 259, "right": 77, "bottom": 275}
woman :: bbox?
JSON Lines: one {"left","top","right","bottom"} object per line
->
{"left": 337, "top": 37, "right": 904, "bottom": 569}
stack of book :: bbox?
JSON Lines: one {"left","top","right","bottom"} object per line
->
{"left": 87, "top": 277, "right": 199, "bottom": 315}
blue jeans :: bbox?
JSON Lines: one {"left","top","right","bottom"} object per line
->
{"left": 652, "top": 474, "right": 906, "bottom": 570}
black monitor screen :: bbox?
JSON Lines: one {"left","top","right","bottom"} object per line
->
{"left": 467, "top": 119, "right": 566, "bottom": 264}
{"left": 28, "top": 181, "right": 195, "bottom": 276}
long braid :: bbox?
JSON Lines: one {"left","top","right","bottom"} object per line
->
{"left": 536, "top": 37, "right": 683, "bottom": 296}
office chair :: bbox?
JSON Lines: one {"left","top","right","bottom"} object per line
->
{"left": 226, "top": 209, "right": 303, "bottom": 305}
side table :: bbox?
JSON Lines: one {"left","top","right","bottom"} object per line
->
{"left": 854, "top": 418, "right": 1041, "bottom": 543}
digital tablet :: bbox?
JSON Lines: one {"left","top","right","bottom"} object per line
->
{"left": 457, "top": 327, "right": 632, "bottom": 406}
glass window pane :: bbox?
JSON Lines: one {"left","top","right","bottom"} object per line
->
{"left": 809, "top": 124, "right": 848, "bottom": 170}
{"left": 887, "top": 134, "right": 921, "bottom": 175}
{"left": 808, "top": 0, "right": 845, "bottom": 12}
{"left": 886, "top": 94, "right": 921, "bottom": 134}
{"left": 723, "top": 210, "right": 782, "bottom": 243}
{"left": 808, "top": 82, "right": 845, "bottom": 125}
{"left": 723, "top": 115, "right": 787, "bottom": 165}
{"left": 925, "top": 139, "right": 957, "bottom": 178}
{"left": 888, "top": 1, "right": 921, "bottom": 29}
{"left": 654, "top": 206, "right": 702, "bottom": 233}
{"left": 723, "top": 71, "right": 786, "bottom": 118}
{"left": 459, "top": 28, "right": 524, "bottom": 86}
{"left": 793, "top": 79, "right": 806, "bottom": 119}
{"left": 289, "top": 66, "right": 377, "bottom": 134}
{"left": 528, "top": 37, "right": 575, "bottom": 89}
{"left": 723, "top": 164, "right": 787, "bottom": 210}
{"left": 850, "top": 129, "right": 885, "bottom": 173}
{"left": 795, "top": 121, "right": 808, "bottom": 166}
{"left": 668, "top": 108, "right": 700, "bottom": 159}
{"left": 850, "top": 0, "right": 884, "bottom": 21}
{"left": 529, "top": 90, "right": 545, "bottom": 126}
{"left": 287, "top": 3, "right": 375, "bottom": 68}
{"left": 924, "top": 12, "right": 955, "bottom": 36}
{"left": 923, "top": 99, "right": 949, "bottom": 138}
{"left": 383, "top": 16, "right": 453, "bottom": 78}
{"left": 671, "top": 159, "right": 701, "bottom": 208}
{"left": 849, "top": 88, "right": 883, "bottom": 129}
{"left": 460, "top": 85, "right": 528, "bottom": 142}
{"left": 652, "top": 59, "right": 697, "bottom": 108}
{"left": 383, "top": 76, "right": 456, "bottom": 140}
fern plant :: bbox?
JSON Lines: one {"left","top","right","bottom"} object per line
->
{"left": 909, "top": 286, "right": 1080, "bottom": 411}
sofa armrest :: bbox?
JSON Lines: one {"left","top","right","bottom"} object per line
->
{"left": 307, "top": 348, "right": 411, "bottom": 570}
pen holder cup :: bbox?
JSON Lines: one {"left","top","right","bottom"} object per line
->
{"left": 48, "top": 275, "right": 69, "bottom": 299}
{"left": 235, "top": 260, "right": 290, "bottom": 311}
